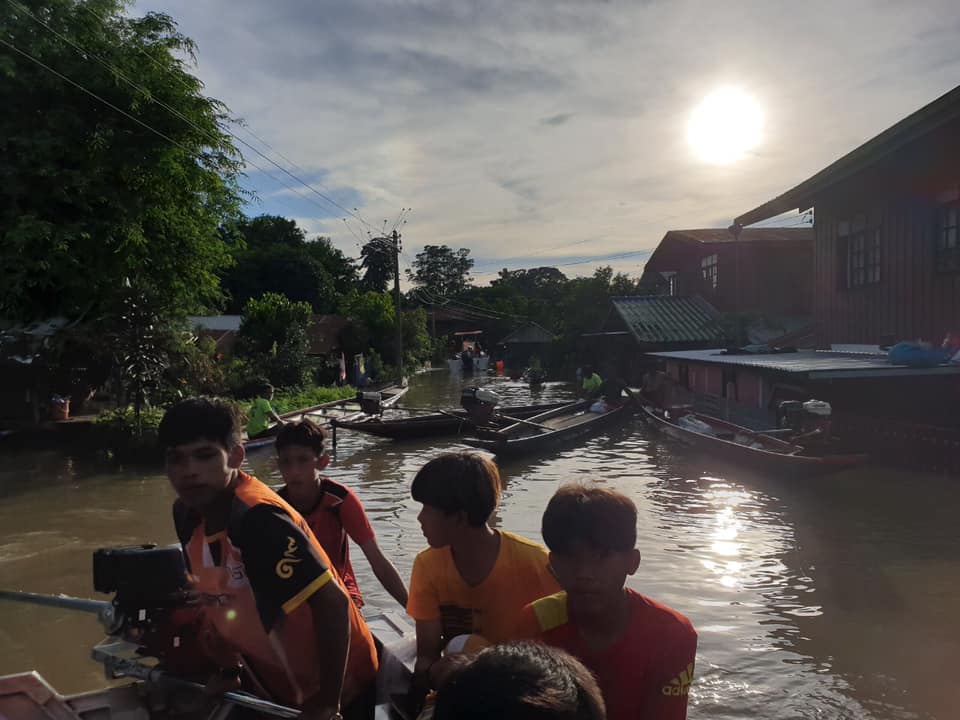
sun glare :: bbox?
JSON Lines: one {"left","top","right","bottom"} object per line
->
{"left": 687, "top": 87, "right": 764, "bottom": 165}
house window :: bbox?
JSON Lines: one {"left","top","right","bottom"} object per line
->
{"left": 665, "top": 273, "right": 679, "bottom": 296}
{"left": 936, "top": 203, "right": 960, "bottom": 271}
{"left": 701, "top": 254, "right": 719, "bottom": 291}
{"left": 839, "top": 216, "right": 881, "bottom": 288}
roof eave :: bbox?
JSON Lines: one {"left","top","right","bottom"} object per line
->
{"left": 735, "top": 84, "right": 960, "bottom": 227}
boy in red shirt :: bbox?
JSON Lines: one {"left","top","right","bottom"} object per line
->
{"left": 515, "top": 484, "right": 697, "bottom": 720}
{"left": 275, "top": 419, "right": 408, "bottom": 609}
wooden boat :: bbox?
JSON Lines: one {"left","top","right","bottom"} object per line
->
{"left": 640, "top": 404, "right": 867, "bottom": 474}
{"left": 330, "top": 401, "right": 571, "bottom": 440}
{"left": 244, "top": 384, "right": 409, "bottom": 450}
{"left": 463, "top": 398, "right": 635, "bottom": 457}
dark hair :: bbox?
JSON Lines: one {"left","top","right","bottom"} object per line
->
{"left": 257, "top": 381, "right": 274, "bottom": 396}
{"left": 433, "top": 641, "right": 606, "bottom": 720}
{"left": 411, "top": 452, "right": 501, "bottom": 527}
{"left": 158, "top": 397, "right": 241, "bottom": 450}
{"left": 276, "top": 419, "right": 327, "bottom": 454}
{"left": 542, "top": 484, "right": 637, "bottom": 555}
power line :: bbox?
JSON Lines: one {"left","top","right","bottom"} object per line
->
{"left": 12, "top": 0, "right": 381, "bottom": 235}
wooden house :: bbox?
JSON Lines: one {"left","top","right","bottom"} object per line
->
{"left": 735, "top": 84, "right": 960, "bottom": 348}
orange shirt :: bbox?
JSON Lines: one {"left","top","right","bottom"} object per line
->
{"left": 516, "top": 589, "right": 697, "bottom": 720}
{"left": 174, "top": 472, "right": 378, "bottom": 707}
{"left": 406, "top": 530, "right": 559, "bottom": 644}
{"left": 279, "top": 478, "right": 375, "bottom": 608}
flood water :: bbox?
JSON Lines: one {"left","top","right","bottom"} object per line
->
{"left": 0, "top": 370, "right": 957, "bottom": 719}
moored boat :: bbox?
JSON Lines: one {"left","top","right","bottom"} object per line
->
{"left": 330, "top": 400, "right": 571, "bottom": 440}
{"left": 640, "top": 403, "right": 867, "bottom": 474}
{"left": 243, "top": 384, "right": 409, "bottom": 450}
{"left": 463, "top": 398, "right": 635, "bottom": 457}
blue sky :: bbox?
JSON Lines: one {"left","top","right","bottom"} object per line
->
{"left": 136, "top": 0, "right": 960, "bottom": 284}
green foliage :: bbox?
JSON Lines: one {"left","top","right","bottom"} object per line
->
{"left": 359, "top": 238, "right": 394, "bottom": 293}
{"left": 92, "top": 405, "right": 165, "bottom": 464}
{"left": 236, "top": 292, "right": 313, "bottom": 387}
{"left": 221, "top": 215, "right": 357, "bottom": 313}
{"left": 406, "top": 244, "right": 474, "bottom": 297}
{"left": 161, "top": 333, "right": 228, "bottom": 401}
{"left": 402, "top": 307, "right": 431, "bottom": 369}
{"left": 250, "top": 384, "right": 355, "bottom": 416}
{"left": 0, "top": 0, "right": 243, "bottom": 322}
{"left": 338, "top": 289, "right": 395, "bottom": 358}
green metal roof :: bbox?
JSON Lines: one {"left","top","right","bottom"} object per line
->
{"left": 610, "top": 295, "right": 728, "bottom": 346}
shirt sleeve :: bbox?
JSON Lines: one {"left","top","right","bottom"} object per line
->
{"left": 405, "top": 551, "right": 440, "bottom": 621}
{"left": 338, "top": 488, "right": 376, "bottom": 546}
{"left": 641, "top": 620, "right": 698, "bottom": 720}
{"left": 237, "top": 505, "right": 335, "bottom": 632}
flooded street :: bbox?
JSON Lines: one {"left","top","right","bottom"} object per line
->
{"left": 0, "top": 370, "right": 957, "bottom": 719}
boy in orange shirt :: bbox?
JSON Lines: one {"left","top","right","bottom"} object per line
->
{"left": 159, "top": 397, "right": 378, "bottom": 720}
{"left": 275, "top": 419, "right": 408, "bottom": 610}
{"left": 406, "top": 452, "right": 559, "bottom": 693}
{"left": 515, "top": 484, "right": 697, "bottom": 720}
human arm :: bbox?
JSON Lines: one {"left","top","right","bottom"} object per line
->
{"left": 406, "top": 552, "right": 442, "bottom": 697}
{"left": 240, "top": 507, "right": 352, "bottom": 716}
{"left": 359, "top": 539, "right": 409, "bottom": 607}
{"left": 338, "top": 488, "right": 409, "bottom": 608}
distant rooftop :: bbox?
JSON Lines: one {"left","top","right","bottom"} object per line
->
{"left": 610, "top": 296, "right": 728, "bottom": 346}
{"left": 188, "top": 315, "right": 241, "bottom": 332}
{"left": 649, "top": 348, "right": 960, "bottom": 380}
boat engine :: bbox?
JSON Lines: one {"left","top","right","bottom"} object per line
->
{"left": 461, "top": 386, "right": 501, "bottom": 424}
{"left": 357, "top": 390, "right": 383, "bottom": 415}
{"left": 778, "top": 399, "right": 833, "bottom": 439}
{"left": 93, "top": 544, "right": 192, "bottom": 636}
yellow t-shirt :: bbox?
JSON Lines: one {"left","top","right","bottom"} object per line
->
{"left": 406, "top": 530, "right": 560, "bottom": 644}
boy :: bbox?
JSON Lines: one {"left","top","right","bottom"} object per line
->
{"left": 159, "top": 397, "right": 378, "bottom": 720}
{"left": 406, "top": 452, "right": 559, "bottom": 688}
{"left": 515, "top": 484, "right": 697, "bottom": 720}
{"left": 275, "top": 419, "right": 408, "bottom": 609}
{"left": 433, "top": 641, "right": 606, "bottom": 720}
{"left": 581, "top": 366, "right": 603, "bottom": 398}
{"left": 247, "top": 382, "right": 284, "bottom": 439}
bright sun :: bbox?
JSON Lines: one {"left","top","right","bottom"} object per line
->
{"left": 687, "top": 88, "right": 764, "bottom": 165}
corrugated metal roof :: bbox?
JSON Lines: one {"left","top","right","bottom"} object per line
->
{"left": 649, "top": 348, "right": 960, "bottom": 379}
{"left": 499, "top": 322, "right": 554, "bottom": 345}
{"left": 665, "top": 227, "right": 812, "bottom": 245}
{"left": 188, "top": 315, "right": 242, "bottom": 332}
{"left": 610, "top": 296, "right": 728, "bottom": 346}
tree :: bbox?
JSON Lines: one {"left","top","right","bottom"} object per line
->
{"left": 0, "top": 0, "right": 243, "bottom": 322}
{"left": 222, "top": 215, "right": 357, "bottom": 313}
{"left": 406, "top": 245, "right": 474, "bottom": 298}
{"left": 235, "top": 292, "right": 312, "bottom": 387}
{"left": 359, "top": 238, "right": 394, "bottom": 293}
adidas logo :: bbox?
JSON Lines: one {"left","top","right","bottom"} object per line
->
{"left": 661, "top": 663, "right": 694, "bottom": 696}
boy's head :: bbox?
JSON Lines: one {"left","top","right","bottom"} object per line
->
{"left": 257, "top": 381, "right": 274, "bottom": 399}
{"left": 542, "top": 484, "right": 640, "bottom": 613}
{"left": 433, "top": 641, "right": 606, "bottom": 720}
{"left": 411, "top": 452, "right": 501, "bottom": 548}
{"left": 159, "top": 397, "right": 244, "bottom": 510}
{"left": 276, "top": 420, "right": 330, "bottom": 494}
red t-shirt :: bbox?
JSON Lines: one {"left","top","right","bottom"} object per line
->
{"left": 279, "top": 478, "right": 375, "bottom": 608}
{"left": 516, "top": 589, "right": 697, "bottom": 720}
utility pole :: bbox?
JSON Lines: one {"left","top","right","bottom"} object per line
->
{"left": 392, "top": 229, "right": 404, "bottom": 380}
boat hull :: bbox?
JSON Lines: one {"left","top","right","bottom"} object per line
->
{"left": 332, "top": 402, "right": 571, "bottom": 440}
{"left": 463, "top": 400, "right": 635, "bottom": 457}
{"left": 641, "top": 404, "right": 867, "bottom": 475}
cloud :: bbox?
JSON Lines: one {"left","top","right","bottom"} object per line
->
{"left": 542, "top": 113, "right": 575, "bottom": 126}
{"left": 134, "top": 0, "right": 960, "bottom": 282}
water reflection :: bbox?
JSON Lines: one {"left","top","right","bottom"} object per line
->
{"left": 0, "top": 372, "right": 957, "bottom": 720}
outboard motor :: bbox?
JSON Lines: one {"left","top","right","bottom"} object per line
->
{"left": 777, "top": 400, "right": 804, "bottom": 432}
{"left": 802, "top": 399, "right": 832, "bottom": 437}
{"left": 357, "top": 390, "right": 383, "bottom": 415}
{"left": 461, "top": 386, "right": 501, "bottom": 424}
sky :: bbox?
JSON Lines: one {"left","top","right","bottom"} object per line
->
{"left": 134, "top": 0, "right": 960, "bottom": 285}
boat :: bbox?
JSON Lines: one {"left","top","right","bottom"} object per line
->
{"left": 462, "top": 398, "right": 635, "bottom": 457}
{"left": 639, "top": 403, "right": 867, "bottom": 474}
{"left": 330, "top": 400, "right": 571, "bottom": 440}
{"left": 243, "top": 384, "right": 409, "bottom": 450}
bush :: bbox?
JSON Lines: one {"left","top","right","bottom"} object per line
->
{"left": 245, "top": 385, "right": 356, "bottom": 417}
{"left": 92, "top": 406, "right": 165, "bottom": 464}
{"left": 236, "top": 292, "right": 313, "bottom": 387}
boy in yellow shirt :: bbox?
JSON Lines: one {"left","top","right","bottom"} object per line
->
{"left": 406, "top": 452, "right": 559, "bottom": 696}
